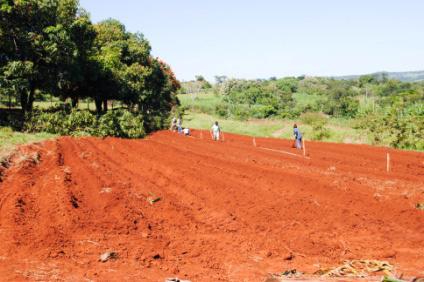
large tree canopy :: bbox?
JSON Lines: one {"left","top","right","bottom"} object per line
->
{"left": 0, "top": 0, "right": 180, "bottom": 122}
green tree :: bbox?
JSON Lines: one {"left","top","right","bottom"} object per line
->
{"left": 0, "top": 0, "right": 60, "bottom": 113}
{"left": 0, "top": 0, "right": 88, "bottom": 112}
{"left": 91, "top": 19, "right": 129, "bottom": 112}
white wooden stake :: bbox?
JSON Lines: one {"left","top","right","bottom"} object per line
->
{"left": 253, "top": 137, "right": 257, "bottom": 147}
{"left": 386, "top": 153, "right": 390, "bottom": 173}
{"left": 302, "top": 139, "right": 306, "bottom": 157}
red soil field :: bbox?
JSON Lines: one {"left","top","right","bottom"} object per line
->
{"left": 0, "top": 130, "right": 423, "bottom": 281}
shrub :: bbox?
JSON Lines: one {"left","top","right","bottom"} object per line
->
{"left": 356, "top": 104, "right": 424, "bottom": 150}
{"left": 119, "top": 111, "right": 145, "bottom": 138}
{"left": 231, "top": 104, "right": 250, "bottom": 120}
{"left": 143, "top": 111, "right": 169, "bottom": 132}
{"left": 24, "top": 108, "right": 147, "bottom": 139}
{"left": 63, "top": 110, "right": 97, "bottom": 135}
{"left": 96, "top": 110, "right": 124, "bottom": 137}
{"left": 339, "top": 97, "right": 359, "bottom": 117}
{"left": 300, "top": 112, "right": 327, "bottom": 125}
{"left": 251, "top": 105, "right": 277, "bottom": 119}
{"left": 311, "top": 120, "right": 331, "bottom": 140}
{"left": 300, "top": 112, "right": 331, "bottom": 140}
{"left": 281, "top": 107, "right": 300, "bottom": 119}
{"left": 25, "top": 109, "right": 67, "bottom": 134}
{"left": 215, "top": 102, "right": 230, "bottom": 118}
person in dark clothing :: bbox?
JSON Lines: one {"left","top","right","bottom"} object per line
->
{"left": 293, "top": 124, "right": 303, "bottom": 149}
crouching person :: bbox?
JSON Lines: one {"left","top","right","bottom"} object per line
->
{"left": 183, "top": 127, "right": 191, "bottom": 136}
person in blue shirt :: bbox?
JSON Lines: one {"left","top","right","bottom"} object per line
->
{"left": 176, "top": 117, "right": 182, "bottom": 134}
{"left": 293, "top": 124, "right": 302, "bottom": 149}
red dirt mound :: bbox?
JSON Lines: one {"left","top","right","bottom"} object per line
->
{"left": 0, "top": 130, "right": 423, "bottom": 281}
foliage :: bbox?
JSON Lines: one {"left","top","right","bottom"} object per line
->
{"left": 96, "top": 110, "right": 123, "bottom": 137}
{"left": 64, "top": 109, "right": 97, "bottom": 135}
{"left": 24, "top": 108, "right": 146, "bottom": 138}
{"left": 25, "top": 109, "right": 68, "bottom": 134}
{"left": 1, "top": 1, "right": 422, "bottom": 150}
{"left": 210, "top": 77, "right": 363, "bottom": 120}
{"left": 215, "top": 78, "right": 295, "bottom": 119}
{"left": 180, "top": 111, "right": 365, "bottom": 143}
{"left": 300, "top": 112, "right": 330, "bottom": 140}
{"left": 215, "top": 102, "right": 230, "bottom": 117}
{"left": 0, "top": 0, "right": 180, "bottom": 138}
{"left": 311, "top": 120, "right": 331, "bottom": 141}
{"left": 179, "top": 75, "right": 212, "bottom": 94}
{"left": 357, "top": 104, "right": 424, "bottom": 150}
{"left": 177, "top": 73, "right": 423, "bottom": 150}
{"left": 300, "top": 112, "right": 326, "bottom": 125}
{"left": 118, "top": 111, "right": 145, "bottom": 138}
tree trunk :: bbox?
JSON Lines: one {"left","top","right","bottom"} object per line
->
{"left": 20, "top": 91, "right": 28, "bottom": 115}
{"left": 103, "top": 99, "right": 108, "bottom": 111}
{"left": 95, "top": 98, "right": 102, "bottom": 114}
{"left": 26, "top": 86, "right": 35, "bottom": 113}
{"left": 8, "top": 90, "right": 12, "bottom": 110}
{"left": 71, "top": 97, "right": 79, "bottom": 108}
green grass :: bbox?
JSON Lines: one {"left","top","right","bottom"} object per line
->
{"left": 182, "top": 111, "right": 366, "bottom": 143}
{"left": 183, "top": 112, "right": 283, "bottom": 137}
{"left": 179, "top": 92, "right": 366, "bottom": 144}
{"left": 0, "top": 127, "right": 56, "bottom": 157}
{"left": 178, "top": 92, "right": 223, "bottom": 114}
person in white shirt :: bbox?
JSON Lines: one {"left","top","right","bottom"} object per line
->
{"left": 210, "top": 121, "right": 221, "bottom": 141}
{"left": 183, "top": 127, "right": 190, "bottom": 136}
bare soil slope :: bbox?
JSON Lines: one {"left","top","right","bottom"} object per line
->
{"left": 0, "top": 130, "right": 423, "bottom": 281}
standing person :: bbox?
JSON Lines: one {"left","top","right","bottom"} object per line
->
{"left": 176, "top": 117, "right": 182, "bottom": 134}
{"left": 170, "top": 117, "right": 177, "bottom": 131}
{"left": 293, "top": 124, "right": 303, "bottom": 149}
{"left": 210, "top": 121, "right": 221, "bottom": 141}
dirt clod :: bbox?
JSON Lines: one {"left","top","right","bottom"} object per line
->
{"left": 99, "top": 251, "right": 118, "bottom": 262}
{"left": 70, "top": 195, "right": 79, "bottom": 208}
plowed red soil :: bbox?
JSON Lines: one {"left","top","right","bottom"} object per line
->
{"left": 0, "top": 130, "right": 423, "bottom": 281}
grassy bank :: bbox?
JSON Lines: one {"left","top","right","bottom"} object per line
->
{"left": 0, "top": 127, "right": 56, "bottom": 157}
{"left": 178, "top": 92, "right": 221, "bottom": 114}
{"left": 182, "top": 111, "right": 367, "bottom": 144}
{"left": 182, "top": 112, "right": 282, "bottom": 137}
{"left": 178, "top": 93, "right": 367, "bottom": 143}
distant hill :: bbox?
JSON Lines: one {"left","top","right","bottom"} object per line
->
{"left": 333, "top": 70, "right": 424, "bottom": 82}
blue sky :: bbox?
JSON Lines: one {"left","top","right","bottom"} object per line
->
{"left": 80, "top": 0, "right": 424, "bottom": 81}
